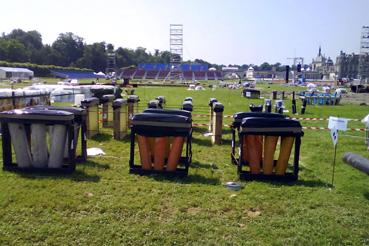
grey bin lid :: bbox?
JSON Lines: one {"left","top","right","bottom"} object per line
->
{"left": 131, "top": 113, "right": 191, "bottom": 128}
{"left": 131, "top": 113, "right": 191, "bottom": 136}
{"left": 243, "top": 89, "right": 260, "bottom": 93}
{"left": 240, "top": 117, "right": 302, "bottom": 134}
{"left": 0, "top": 109, "right": 74, "bottom": 122}
{"left": 148, "top": 100, "right": 160, "bottom": 108}
{"left": 81, "top": 97, "right": 99, "bottom": 106}
{"left": 182, "top": 101, "right": 193, "bottom": 112}
{"left": 27, "top": 105, "right": 86, "bottom": 116}
{"left": 102, "top": 94, "right": 115, "bottom": 102}
{"left": 232, "top": 112, "right": 285, "bottom": 128}
{"left": 156, "top": 96, "right": 166, "bottom": 104}
{"left": 113, "top": 98, "right": 127, "bottom": 108}
{"left": 127, "top": 95, "right": 139, "bottom": 103}
{"left": 213, "top": 102, "right": 224, "bottom": 112}
{"left": 142, "top": 108, "right": 192, "bottom": 119}
{"left": 208, "top": 98, "right": 218, "bottom": 107}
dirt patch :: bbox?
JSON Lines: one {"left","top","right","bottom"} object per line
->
{"left": 187, "top": 207, "right": 201, "bottom": 215}
{"left": 245, "top": 208, "right": 262, "bottom": 218}
{"left": 340, "top": 93, "right": 369, "bottom": 105}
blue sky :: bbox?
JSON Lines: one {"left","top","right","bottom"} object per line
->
{"left": 1, "top": 0, "right": 369, "bottom": 65}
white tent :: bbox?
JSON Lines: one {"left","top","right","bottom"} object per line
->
{"left": 0, "top": 67, "right": 34, "bottom": 80}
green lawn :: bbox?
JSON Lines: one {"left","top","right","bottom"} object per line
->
{"left": 0, "top": 84, "right": 368, "bottom": 245}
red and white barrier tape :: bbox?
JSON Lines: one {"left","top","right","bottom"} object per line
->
{"left": 193, "top": 114, "right": 361, "bottom": 122}
{"left": 192, "top": 123, "right": 366, "bottom": 132}
{"left": 301, "top": 126, "right": 366, "bottom": 132}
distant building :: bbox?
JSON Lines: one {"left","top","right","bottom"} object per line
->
{"left": 335, "top": 51, "right": 360, "bottom": 79}
{"left": 311, "top": 46, "right": 326, "bottom": 72}
{"left": 359, "top": 54, "right": 369, "bottom": 80}
{"left": 246, "top": 67, "right": 254, "bottom": 79}
{"left": 0, "top": 67, "right": 34, "bottom": 80}
{"left": 311, "top": 46, "right": 335, "bottom": 79}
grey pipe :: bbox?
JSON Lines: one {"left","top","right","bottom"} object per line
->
{"left": 342, "top": 152, "right": 369, "bottom": 175}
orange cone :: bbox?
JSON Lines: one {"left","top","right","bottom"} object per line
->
{"left": 167, "top": 136, "right": 185, "bottom": 171}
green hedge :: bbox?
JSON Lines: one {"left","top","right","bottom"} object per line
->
{"left": 0, "top": 61, "right": 93, "bottom": 77}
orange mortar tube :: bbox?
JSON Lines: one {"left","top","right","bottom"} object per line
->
{"left": 248, "top": 135, "right": 263, "bottom": 174}
{"left": 263, "top": 136, "right": 279, "bottom": 175}
{"left": 242, "top": 135, "right": 249, "bottom": 163}
{"left": 153, "top": 137, "right": 167, "bottom": 170}
{"left": 275, "top": 137, "right": 295, "bottom": 175}
{"left": 137, "top": 135, "right": 152, "bottom": 170}
{"left": 148, "top": 137, "right": 155, "bottom": 162}
{"left": 242, "top": 135, "right": 263, "bottom": 174}
{"left": 166, "top": 136, "right": 185, "bottom": 171}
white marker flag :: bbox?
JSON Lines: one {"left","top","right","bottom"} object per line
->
{"left": 330, "top": 126, "right": 338, "bottom": 147}
{"left": 328, "top": 116, "right": 348, "bottom": 131}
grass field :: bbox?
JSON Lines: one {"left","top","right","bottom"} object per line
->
{"left": 0, "top": 82, "right": 368, "bottom": 245}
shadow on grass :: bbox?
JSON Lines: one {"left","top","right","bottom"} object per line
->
{"left": 192, "top": 127, "right": 208, "bottom": 134}
{"left": 269, "top": 178, "right": 331, "bottom": 188}
{"left": 82, "top": 160, "right": 110, "bottom": 170}
{"left": 222, "top": 128, "right": 233, "bottom": 135}
{"left": 220, "top": 139, "right": 233, "bottom": 146}
{"left": 150, "top": 173, "right": 220, "bottom": 185}
{"left": 91, "top": 133, "right": 113, "bottom": 142}
{"left": 192, "top": 137, "right": 212, "bottom": 147}
{"left": 364, "top": 192, "right": 369, "bottom": 200}
{"left": 191, "top": 161, "right": 219, "bottom": 170}
{"left": 17, "top": 169, "right": 101, "bottom": 183}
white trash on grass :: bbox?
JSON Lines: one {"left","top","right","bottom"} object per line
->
{"left": 87, "top": 147, "right": 105, "bottom": 156}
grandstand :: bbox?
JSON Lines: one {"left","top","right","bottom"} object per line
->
{"left": 50, "top": 70, "right": 103, "bottom": 79}
{"left": 119, "top": 63, "right": 222, "bottom": 81}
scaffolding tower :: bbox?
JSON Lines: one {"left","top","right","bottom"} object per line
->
{"left": 170, "top": 24, "right": 183, "bottom": 63}
{"left": 359, "top": 26, "right": 369, "bottom": 80}
{"left": 106, "top": 51, "right": 116, "bottom": 77}
{"left": 165, "top": 24, "right": 184, "bottom": 82}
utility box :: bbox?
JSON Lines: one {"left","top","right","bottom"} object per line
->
{"left": 113, "top": 98, "right": 128, "bottom": 140}
{"left": 81, "top": 97, "right": 99, "bottom": 138}
{"left": 101, "top": 94, "right": 115, "bottom": 128}
{"left": 243, "top": 89, "right": 260, "bottom": 99}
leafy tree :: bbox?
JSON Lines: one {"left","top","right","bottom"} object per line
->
{"left": 0, "top": 39, "right": 28, "bottom": 62}
{"left": 76, "top": 42, "right": 107, "bottom": 71}
{"left": 52, "top": 32, "right": 84, "bottom": 66}
{"left": 260, "top": 62, "right": 272, "bottom": 71}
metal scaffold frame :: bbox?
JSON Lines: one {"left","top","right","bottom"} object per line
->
{"left": 106, "top": 51, "right": 116, "bottom": 77}
{"left": 170, "top": 24, "right": 183, "bottom": 64}
{"left": 359, "top": 26, "right": 369, "bottom": 80}
{"left": 165, "top": 24, "right": 185, "bottom": 83}
{"left": 360, "top": 26, "right": 369, "bottom": 55}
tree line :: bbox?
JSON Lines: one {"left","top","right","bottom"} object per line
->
{"left": 0, "top": 28, "right": 288, "bottom": 72}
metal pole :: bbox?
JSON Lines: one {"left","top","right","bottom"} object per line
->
{"left": 331, "top": 143, "right": 337, "bottom": 187}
